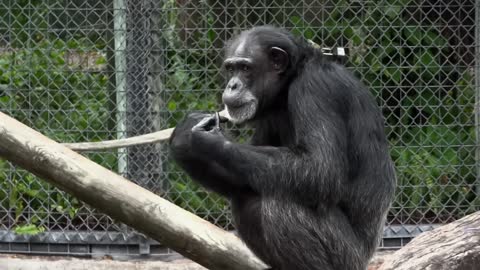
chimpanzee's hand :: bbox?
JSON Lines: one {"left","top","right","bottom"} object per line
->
{"left": 191, "top": 112, "right": 227, "bottom": 154}
{"left": 191, "top": 112, "right": 222, "bottom": 132}
{"left": 170, "top": 112, "right": 226, "bottom": 158}
{"left": 170, "top": 113, "right": 208, "bottom": 153}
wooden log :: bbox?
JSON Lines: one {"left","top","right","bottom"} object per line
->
{"left": 380, "top": 211, "right": 480, "bottom": 270}
{"left": 0, "top": 111, "right": 268, "bottom": 270}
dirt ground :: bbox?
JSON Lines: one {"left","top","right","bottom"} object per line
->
{"left": 0, "top": 250, "right": 394, "bottom": 270}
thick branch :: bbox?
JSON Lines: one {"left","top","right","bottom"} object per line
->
{"left": 0, "top": 111, "right": 268, "bottom": 270}
{"left": 380, "top": 211, "right": 480, "bottom": 270}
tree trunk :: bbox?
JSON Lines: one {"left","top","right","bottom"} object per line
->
{"left": 0, "top": 111, "right": 268, "bottom": 270}
{"left": 380, "top": 211, "right": 480, "bottom": 270}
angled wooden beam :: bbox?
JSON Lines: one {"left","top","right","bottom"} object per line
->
{"left": 0, "top": 111, "right": 268, "bottom": 270}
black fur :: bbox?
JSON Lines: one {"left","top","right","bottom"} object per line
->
{"left": 170, "top": 26, "right": 396, "bottom": 270}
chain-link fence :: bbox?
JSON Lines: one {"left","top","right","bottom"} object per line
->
{"left": 0, "top": 0, "right": 478, "bottom": 257}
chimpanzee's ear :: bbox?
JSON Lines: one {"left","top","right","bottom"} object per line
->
{"left": 270, "top": 47, "right": 289, "bottom": 73}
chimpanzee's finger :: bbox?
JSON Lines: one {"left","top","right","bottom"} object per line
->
{"left": 219, "top": 115, "right": 229, "bottom": 123}
{"left": 191, "top": 114, "right": 216, "bottom": 132}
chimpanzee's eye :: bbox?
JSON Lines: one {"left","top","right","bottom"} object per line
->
{"left": 242, "top": 64, "right": 250, "bottom": 72}
{"left": 225, "top": 64, "right": 234, "bottom": 73}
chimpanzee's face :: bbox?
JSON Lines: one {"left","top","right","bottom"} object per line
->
{"left": 222, "top": 34, "right": 289, "bottom": 124}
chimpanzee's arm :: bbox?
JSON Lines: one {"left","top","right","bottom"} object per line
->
{"left": 188, "top": 115, "right": 348, "bottom": 205}
{"left": 171, "top": 151, "right": 246, "bottom": 197}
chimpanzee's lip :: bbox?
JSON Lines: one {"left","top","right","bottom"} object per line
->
{"left": 224, "top": 101, "right": 246, "bottom": 109}
{"left": 224, "top": 100, "right": 257, "bottom": 124}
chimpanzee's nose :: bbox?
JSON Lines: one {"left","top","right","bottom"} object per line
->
{"left": 227, "top": 77, "right": 242, "bottom": 91}
{"left": 229, "top": 82, "right": 238, "bottom": 90}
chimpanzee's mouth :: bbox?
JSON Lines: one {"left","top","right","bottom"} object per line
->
{"left": 225, "top": 101, "right": 257, "bottom": 124}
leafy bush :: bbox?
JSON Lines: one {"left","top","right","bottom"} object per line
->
{"left": 0, "top": 37, "right": 113, "bottom": 232}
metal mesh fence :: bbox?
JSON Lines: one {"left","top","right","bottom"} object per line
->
{"left": 0, "top": 0, "right": 478, "bottom": 255}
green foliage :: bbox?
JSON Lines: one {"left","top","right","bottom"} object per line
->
{"left": 391, "top": 126, "right": 476, "bottom": 219}
{"left": 14, "top": 224, "right": 45, "bottom": 235}
{"left": 162, "top": 0, "right": 220, "bottom": 126}
{"left": 0, "top": 39, "right": 111, "bottom": 137}
{"left": 0, "top": 1, "right": 116, "bottom": 234}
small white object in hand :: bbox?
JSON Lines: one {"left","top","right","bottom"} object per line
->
{"left": 219, "top": 109, "right": 233, "bottom": 121}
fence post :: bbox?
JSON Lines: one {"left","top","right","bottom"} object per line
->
{"left": 114, "top": 0, "right": 128, "bottom": 175}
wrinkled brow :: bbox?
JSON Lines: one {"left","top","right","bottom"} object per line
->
{"left": 224, "top": 57, "right": 253, "bottom": 65}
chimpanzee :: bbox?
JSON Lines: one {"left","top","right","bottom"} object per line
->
{"left": 169, "top": 26, "right": 396, "bottom": 270}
